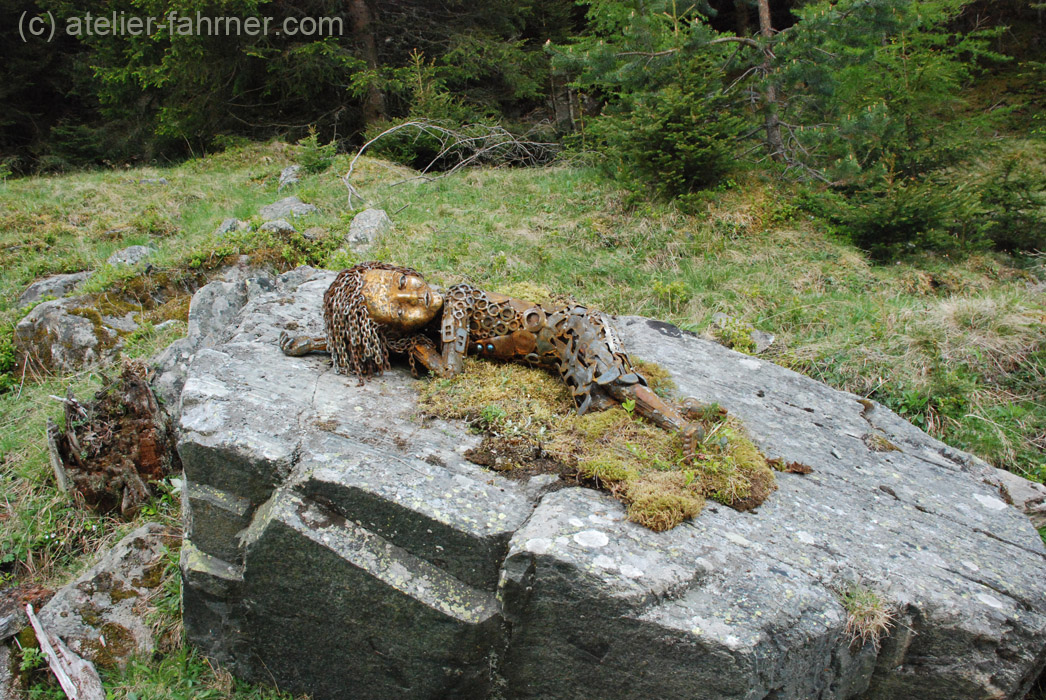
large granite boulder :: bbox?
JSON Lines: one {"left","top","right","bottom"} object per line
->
{"left": 176, "top": 268, "right": 1046, "bottom": 700}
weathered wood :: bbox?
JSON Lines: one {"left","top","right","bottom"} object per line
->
{"left": 24, "top": 604, "right": 105, "bottom": 700}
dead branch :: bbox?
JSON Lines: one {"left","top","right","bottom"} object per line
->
{"left": 342, "top": 120, "right": 560, "bottom": 206}
{"left": 25, "top": 604, "right": 105, "bottom": 700}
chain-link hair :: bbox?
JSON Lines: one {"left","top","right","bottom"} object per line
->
{"left": 323, "top": 261, "right": 426, "bottom": 380}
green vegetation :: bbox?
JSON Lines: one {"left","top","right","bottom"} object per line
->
{"left": 2, "top": 0, "right": 1044, "bottom": 692}
{"left": 0, "top": 140, "right": 1042, "bottom": 692}
{"left": 418, "top": 356, "right": 776, "bottom": 531}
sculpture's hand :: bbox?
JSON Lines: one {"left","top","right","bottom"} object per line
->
{"left": 279, "top": 330, "right": 324, "bottom": 357}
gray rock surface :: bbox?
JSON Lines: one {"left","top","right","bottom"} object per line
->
{"left": 17, "top": 271, "right": 93, "bottom": 309}
{"left": 278, "top": 165, "right": 301, "bottom": 191}
{"left": 258, "top": 219, "right": 296, "bottom": 235}
{"left": 176, "top": 270, "right": 1046, "bottom": 700}
{"left": 38, "top": 523, "right": 178, "bottom": 668}
{"left": 0, "top": 643, "right": 17, "bottom": 699}
{"left": 14, "top": 297, "right": 122, "bottom": 372}
{"left": 259, "top": 196, "right": 317, "bottom": 221}
{"left": 151, "top": 266, "right": 275, "bottom": 409}
{"left": 996, "top": 467, "right": 1046, "bottom": 529}
{"left": 347, "top": 208, "right": 391, "bottom": 247}
{"left": 107, "top": 245, "right": 155, "bottom": 267}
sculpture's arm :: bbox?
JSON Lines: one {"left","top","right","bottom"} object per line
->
{"left": 406, "top": 340, "right": 444, "bottom": 375}
{"left": 279, "top": 330, "right": 327, "bottom": 357}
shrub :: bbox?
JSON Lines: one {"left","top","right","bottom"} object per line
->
{"left": 297, "top": 127, "right": 337, "bottom": 175}
{"left": 585, "top": 59, "right": 745, "bottom": 198}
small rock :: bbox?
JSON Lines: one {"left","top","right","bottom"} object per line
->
{"left": 215, "top": 218, "right": 248, "bottom": 237}
{"left": 137, "top": 177, "right": 168, "bottom": 186}
{"left": 302, "top": 226, "right": 327, "bottom": 241}
{"left": 17, "top": 271, "right": 93, "bottom": 308}
{"left": 38, "top": 523, "right": 179, "bottom": 668}
{"left": 107, "top": 245, "right": 155, "bottom": 267}
{"left": 153, "top": 319, "right": 182, "bottom": 333}
{"left": 260, "top": 219, "right": 297, "bottom": 235}
{"left": 278, "top": 165, "right": 302, "bottom": 191}
{"left": 259, "top": 196, "right": 317, "bottom": 221}
{"left": 347, "top": 208, "right": 392, "bottom": 247}
{"left": 995, "top": 467, "right": 1046, "bottom": 529}
{"left": 750, "top": 329, "right": 776, "bottom": 354}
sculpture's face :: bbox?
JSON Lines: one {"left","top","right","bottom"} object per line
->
{"left": 360, "top": 269, "right": 443, "bottom": 330}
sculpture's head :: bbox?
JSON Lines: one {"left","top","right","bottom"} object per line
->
{"left": 323, "top": 261, "right": 439, "bottom": 379}
{"left": 360, "top": 268, "right": 443, "bottom": 331}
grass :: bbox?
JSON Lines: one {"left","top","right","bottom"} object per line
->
{"left": 838, "top": 581, "right": 896, "bottom": 651}
{"left": 0, "top": 139, "right": 1043, "bottom": 691}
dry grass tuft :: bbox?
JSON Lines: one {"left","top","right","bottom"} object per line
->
{"left": 840, "top": 581, "right": 896, "bottom": 650}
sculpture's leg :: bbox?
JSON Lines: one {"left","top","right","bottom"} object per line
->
{"left": 549, "top": 307, "right": 704, "bottom": 451}
{"left": 278, "top": 330, "right": 328, "bottom": 357}
{"left": 606, "top": 382, "right": 687, "bottom": 433}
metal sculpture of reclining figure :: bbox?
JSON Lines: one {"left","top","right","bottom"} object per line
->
{"left": 279, "top": 261, "right": 702, "bottom": 446}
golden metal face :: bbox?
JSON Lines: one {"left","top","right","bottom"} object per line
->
{"left": 360, "top": 269, "right": 443, "bottom": 330}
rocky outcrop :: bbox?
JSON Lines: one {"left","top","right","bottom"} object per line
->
{"left": 151, "top": 264, "right": 276, "bottom": 408}
{"left": 996, "top": 467, "right": 1046, "bottom": 529}
{"left": 37, "top": 523, "right": 178, "bottom": 668}
{"left": 175, "top": 268, "right": 1046, "bottom": 700}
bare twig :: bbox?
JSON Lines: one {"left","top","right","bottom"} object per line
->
{"left": 342, "top": 120, "right": 560, "bottom": 206}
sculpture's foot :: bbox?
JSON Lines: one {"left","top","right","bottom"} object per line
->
{"left": 279, "top": 330, "right": 327, "bottom": 357}
{"left": 680, "top": 422, "right": 707, "bottom": 456}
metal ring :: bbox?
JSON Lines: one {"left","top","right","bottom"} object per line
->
{"left": 494, "top": 321, "right": 508, "bottom": 335}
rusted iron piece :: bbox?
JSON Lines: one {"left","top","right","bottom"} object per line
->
{"left": 284, "top": 262, "right": 700, "bottom": 442}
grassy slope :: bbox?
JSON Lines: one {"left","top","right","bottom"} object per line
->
{"left": 0, "top": 141, "right": 1043, "bottom": 694}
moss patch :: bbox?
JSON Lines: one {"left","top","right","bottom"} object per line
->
{"left": 417, "top": 358, "right": 776, "bottom": 531}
